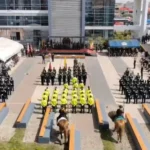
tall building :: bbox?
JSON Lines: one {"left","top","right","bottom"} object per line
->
{"left": 0, "top": 0, "right": 115, "bottom": 45}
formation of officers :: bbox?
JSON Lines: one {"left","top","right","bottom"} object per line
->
{"left": 41, "top": 79, "right": 94, "bottom": 115}
{"left": 0, "top": 64, "right": 14, "bottom": 103}
{"left": 108, "top": 48, "right": 138, "bottom": 57}
{"left": 40, "top": 58, "right": 87, "bottom": 86}
{"left": 119, "top": 68, "right": 150, "bottom": 104}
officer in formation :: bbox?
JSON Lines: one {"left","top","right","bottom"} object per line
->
{"left": 119, "top": 68, "right": 150, "bottom": 104}
{"left": 57, "top": 67, "right": 72, "bottom": 85}
{"left": 0, "top": 65, "right": 14, "bottom": 103}
{"left": 40, "top": 67, "right": 56, "bottom": 86}
{"left": 73, "top": 59, "right": 87, "bottom": 85}
{"left": 71, "top": 78, "right": 94, "bottom": 113}
{"left": 41, "top": 87, "right": 50, "bottom": 115}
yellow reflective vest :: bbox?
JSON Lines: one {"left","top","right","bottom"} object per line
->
{"left": 61, "top": 98, "right": 67, "bottom": 105}
{"left": 88, "top": 97, "right": 94, "bottom": 106}
{"left": 73, "top": 83, "right": 78, "bottom": 89}
{"left": 71, "top": 98, "right": 78, "bottom": 106}
{"left": 52, "top": 93, "right": 58, "bottom": 99}
{"left": 42, "top": 94, "right": 48, "bottom": 101}
{"left": 51, "top": 98, "right": 57, "bottom": 106}
{"left": 62, "top": 93, "right": 67, "bottom": 99}
{"left": 64, "top": 83, "right": 69, "bottom": 89}
{"left": 79, "top": 83, "right": 84, "bottom": 88}
{"left": 41, "top": 99, "right": 47, "bottom": 107}
{"left": 80, "top": 97, "right": 86, "bottom": 105}
{"left": 53, "top": 89, "right": 58, "bottom": 95}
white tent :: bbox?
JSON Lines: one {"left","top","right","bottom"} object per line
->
{"left": 0, "top": 37, "right": 23, "bottom": 62}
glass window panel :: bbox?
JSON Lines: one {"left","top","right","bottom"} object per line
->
{"left": 32, "top": 16, "right": 41, "bottom": 25}
{"left": 0, "top": 0, "right": 6, "bottom": 10}
{"left": 7, "top": 16, "right": 16, "bottom": 25}
{"left": 41, "top": 0, "right": 48, "bottom": 10}
{"left": 31, "top": 0, "right": 40, "bottom": 10}
{"left": 24, "top": 0, "right": 31, "bottom": 10}
{"left": 0, "top": 16, "right": 7, "bottom": 25}
{"left": 41, "top": 16, "right": 48, "bottom": 25}
{"left": 24, "top": 16, "right": 32, "bottom": 25}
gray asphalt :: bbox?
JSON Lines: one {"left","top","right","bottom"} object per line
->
{"left": 11, "top": 58, "right": 36, "bottom": 89}
{"left": 109, "top": 57, "right": 127, "bottom": 76}
{"left": 85, "top": 57, "right": 116, "bottom": 105}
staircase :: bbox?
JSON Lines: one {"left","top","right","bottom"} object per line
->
{"left": 51, "top": 0, "right": 81, "bottom": 37}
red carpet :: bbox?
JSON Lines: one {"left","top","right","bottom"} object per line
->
{"left": 39, "top": 49, "right": 97, "bottom": 56}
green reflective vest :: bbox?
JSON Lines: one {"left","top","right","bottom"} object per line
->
{"left": 72, "top": 94, "right": 78, "bottom": 99}
{"left": 62, "top": 93, "right": 67, "bottom": 99}
{"left": 86, "top": 89, "right": 91, "bottom": 95}
{"left": 64, "top": 83, "right": 69, "bottom": 89}
{"left": 71, "top": 98, "right": 78, "bottom": 106}
{"left": 51, "top": 98, "right": 57, "bottom": 106}
{"left": 53, "top": 90, "right": 58, "bottom": 95}
{"left": 41, "top": 99, "right": 47, "bottom": 107}
{"left": 52, "top": 94, "right": 58, "bottom": 99}
{"left": 73, "top": 83, "right": 78, "bottom": 88}
{"left": 80, "top": 97, "right": 86, "bottom": 105}
{"left": 72, "top": 90, "right": 77, "bottom": 95}
{"left": 61, "top": 98, "right": 67, "bottom": 105}
{"left": 79, "top": 83, "right": 84, "bottom": 88}
{"left": 88, "top": 98, "right": 94, "bottom": 106}
{"left": 42, "top": 94, "right": 48, "bottom": 101}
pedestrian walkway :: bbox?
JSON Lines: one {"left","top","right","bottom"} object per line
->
{"left": 0, "top": 57, "right": 45, "bottom": 142}
{"left": 97, "top": 55, "right": 124, "bottom": 105}
{"left": 86, "top": 57, "right": 116, "bottom": 105}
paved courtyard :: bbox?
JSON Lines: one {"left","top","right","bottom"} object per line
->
{"left": 0, "top": 54, "right": 149, "bottom": 150}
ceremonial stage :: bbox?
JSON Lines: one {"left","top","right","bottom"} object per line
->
{"left": 37, "top": 49, "right": 97, "bottom": 56}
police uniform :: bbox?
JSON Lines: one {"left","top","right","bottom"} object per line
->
{"left": 58, "top": 73, "right": 62, "bottom": 85}
{"left": 60, "top": 96, "right": 67, "bottom": 109}
{"left": 63, "top": 72, "right": 67, "bottom": 84}
{"left": 67, "top": 72, "right": 71, "bottom": 85}
{"left": 41, "top": 98, "right": 48, "bottom": 115}
{"left": 51, "top": 71, "right": 55, "bottom": 85}
{"left": 51, "top": 97, "right": 57, "bottom": 112}
{"left": 87, "top": 96, "right": 94, "bottom": 113}
{"left": 80, "top": 95, "right": 86, "bottom": 113}
{"left": 71, "top": 95, "right": 78, "bottom": 113}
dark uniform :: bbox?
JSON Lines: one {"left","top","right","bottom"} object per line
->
{"left": 58, "top": 73, "right": 62, "bottom": 85}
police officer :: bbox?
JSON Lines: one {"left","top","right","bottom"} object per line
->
{"left": 80, "top": 95, "right": 86, "bottom": 113}
{"left": 87, "top": 95, "right": 94, "bottom": 113}
{"left": 82, "top": 71, "right": 87, "bottom": 85}
{"left": 51, "top": 71, "right": 55, "bottom": 85}
{"left": 53, "top": 67, "right": 56, "bottom": 77}
{"left": 41, "top": 97, "right": 48, "bottom": 115}
{"left": 10, "top": 77, "right": 14, "bottom": 91}
{"left": 46, "top": 73, "right": 50, "bottom": 86}
{"left": 60, "top": 95, "right": 67, "bottom": 109}
{"left": 51, "top": 96, "right": 57, "bottom": 112}
{"left": 141, "top": 88, "right": 147, "bottom": 103}
{"left": 58, "top": 73, "right": 62, "bottom": 85}
{"left": 67, "top": 72, "right": 71, "bottom": 85}
{"left": 71, "top": 94, "right": 78, "bottom": 113}
{"left": 78, "top": 72, "right": 82, "bottom": 83}
{"left": 63, "top": 72, "right": 67, "bottom": 85}
{"left": 41, "top": 72, "right": 44, "bottom": 85}
{"left": 126, "top": 88, "right": 131, "bottom": 103}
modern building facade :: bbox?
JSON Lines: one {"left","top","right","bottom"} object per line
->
{"left": 0, "top": 0, "right": 148, "bottom": 46}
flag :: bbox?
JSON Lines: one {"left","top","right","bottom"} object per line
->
{"left": 27, "top": 43, "right": 30, "bottom": 54}
{"left": 64, "top": 57, "right": 67, "bottom": 68}
{"left": 90, "top": 41, "right": 94, "bottom": 50}
{"left": 49, "top": 62, "right": 52, "bottom": 70}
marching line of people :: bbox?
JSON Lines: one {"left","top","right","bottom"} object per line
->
{"left": 0, "top": 64, "right": 14, "bottom": 103}
{"left": 41, "top": 79, "right": 94, "bottom": 115}
{"left": 40, "top": 58, "right": 87, "bottom": 86}
{"left": 119, "top": 68, "right": 150, "bottom": 104}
